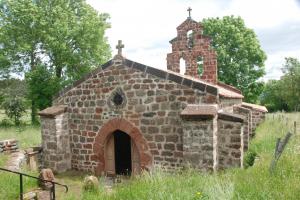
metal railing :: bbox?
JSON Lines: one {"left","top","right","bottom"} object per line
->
{"left": 0, "top": 167, "right": 68, "bottom": 200}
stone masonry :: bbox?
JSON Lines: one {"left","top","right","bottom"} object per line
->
{"left": 52, "top": 57, "right": 218, "bottom": 172}
{"left": 167, "top": 18, "right": 217, "bottom": 84}
{"left": 217, "top": 112, "right": 244, "bottom": 169}
{"left": 39, "top": 13, "right": 267, "bottom": 175}
{"left": 39, "top": 105, "right": 71, "bottom": 172}
{"left": 233, "top": 105, "right": 252, "bottom": 151}
{"left": 242, "top": 102, "right": 267, "bottom": 137}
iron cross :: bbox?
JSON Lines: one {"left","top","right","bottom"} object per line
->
{"left": 187, "top": 7, "right": 192, "bottom": 18}
{"left": 116, "top": 40, "right": 124, "bottom": 55}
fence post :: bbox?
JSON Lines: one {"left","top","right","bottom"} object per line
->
{"left": 20, "top": 174, "right": 23, "bottom": 200}
{"left": 294, "top": 121, "right": 297, "bottom": 135}
{"left": 51, "top": 182, "right": 56, "bottom": 200}
{"left": 270, "top": 132, "right": 292, "bottom": 174}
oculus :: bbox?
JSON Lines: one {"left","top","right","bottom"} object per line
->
{"left": 108, "top": 88, "right": 127, "bottom": 109}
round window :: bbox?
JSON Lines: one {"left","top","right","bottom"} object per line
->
{"left": 113, "top": 93, "right": 123, "bottom": 106}
{"left": 108, "top": 88, "right": 127, "bottom": 109}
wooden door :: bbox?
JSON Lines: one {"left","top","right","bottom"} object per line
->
{"left": 131, "top": 140, "right": 140, "bottom": 175}
{"left": 105, "top": 134, "right": 115, "bottom": 176}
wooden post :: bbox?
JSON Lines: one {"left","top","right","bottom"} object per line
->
{"left": 294, "top": 121, "right": 297, "bottom": 135}
{"left": 269, "top": 132, "right": 292, "bottom": 174}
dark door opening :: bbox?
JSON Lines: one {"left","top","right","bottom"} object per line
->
{"left": 114, "top": 130, "right": 132, "bottom": 175}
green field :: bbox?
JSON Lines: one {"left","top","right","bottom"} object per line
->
{"left": 0, "top": 112, "right": 299, "bottom": 199}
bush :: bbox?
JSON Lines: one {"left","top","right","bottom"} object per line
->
{"left": 243, "top": 148, "right": 257, "bottom": 168}
{"left": 2, "top": 97, "right": 26, "bottom": 126}
{"left": 0, "top": 118, "right": 13, "bottom": 127}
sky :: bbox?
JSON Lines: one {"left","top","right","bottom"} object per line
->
{"left": 87, "top": 0, "right": 300, "bottom": 81}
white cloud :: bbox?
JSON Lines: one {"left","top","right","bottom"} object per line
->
{"left": 87, "top": 0, "right": 300, "bottom": 81}
{"left": 222, "top": 0, "right": 300, "bottom": 29}
{"left": 264, "top": 49, "right": 300, "bottom": 81}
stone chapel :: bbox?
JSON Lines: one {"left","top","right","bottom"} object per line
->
{"left": 39, "top": 12, "right": 267, "bottom": 176}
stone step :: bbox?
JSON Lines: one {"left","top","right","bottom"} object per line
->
{"left": 23, "top": 191, "right": 37, "bottom": 200}
{"left": 37, "top": 190, "right": 51, "bottom": 200}
{"left": 22, "top": 189, "right": 51, "bottom": 200}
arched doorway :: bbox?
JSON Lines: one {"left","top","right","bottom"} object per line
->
{"left": 93, "top": 118, "right": 152, "bottom": 176}
{"left": 105, "top": 130, "right": 140, "bottom": 176}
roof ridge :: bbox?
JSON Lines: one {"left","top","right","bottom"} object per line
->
{"left": 53, "top": 57, "right": 220, "bottom": 101}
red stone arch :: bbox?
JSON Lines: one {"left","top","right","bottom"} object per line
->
{"left": 93, "top": 118, "right": 152, "bottom": 175}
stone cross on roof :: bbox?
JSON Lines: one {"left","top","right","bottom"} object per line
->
{"left": 187, "top": 7, "right": 192, "bottom": 19}
{"left": 116, "top": 40, "right": 124, "bottom": 56}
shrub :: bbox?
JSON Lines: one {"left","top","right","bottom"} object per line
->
{"left": 2, "top": 97, "right": 26, "bottom": 126}
{"left": 0, "top": 118, "right": 13, "bottom": 127}
{"left": 243, "top": 148, "right": 257, "bottom": 168}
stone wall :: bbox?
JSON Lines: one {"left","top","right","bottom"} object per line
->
{"left": 217, "top": 113, "right": 243, "bottom": 169}
{"left": 249, "top": 109, "right": 265, "bottom": 137}
{"left": 241, "top": 104, "right": 267, "bottom": 137}
{"left": 53, "top": 59, "right": 218, "bottom": 172}
{"left": 233, "top": 106, "right": 251, "bottom": 151}
{"left": 40, "top": 112, "right": 71, "bottom": 172}
{"left": 219, "top": 97, "right": 243, "bottom": 112}
{"left": 182, "top": 117, "right": 215, "bottom": 171}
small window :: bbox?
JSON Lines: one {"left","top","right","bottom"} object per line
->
{"left": 113, "top": 93, "right": 123, "bottom": 106}
{"left": 180, "top": 58, "right": 186, "bottom": 75}
{"left": 187, "top": 30, "right": 193, "bottom": 49}
{"left": 197, "top": 56, "right": 204, "bottom": 76}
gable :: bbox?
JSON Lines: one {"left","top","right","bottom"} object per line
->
{"left": 54, "top": 57, "right": 220, "bottom": 102}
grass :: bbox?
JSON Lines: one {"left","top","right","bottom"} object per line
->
{"left": 0, "top": 112, "right": 299, "bottom": 199}
{"left": 0, "top": 143, "right": 39, "bottom": 200}
{"left": 0, "top": 125, "right": 41, "bottom": 149}
{"left": 0, "top": 109, "right": 41, "bottom": 149}
{"left": 0, "top": 168, "right": 38, "bottom": 200}
{"left": 0, "top": 154, "right": 8, "bottom": 167}
{"left": 0, "top": 110, "right": 41, "bottom": 199}
{"left": 58, "top": 112, "right": 300, "bottom": 200}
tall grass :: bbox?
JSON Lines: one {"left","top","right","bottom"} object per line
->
{"left": 0, "top": 112, "right": 299, "bottom": 200}
{"left": 74, "top": 112, "right": 300, "bottom": 200}
{"left": 0, "top": 126, "right": 41, "bottom": 149}
{"left": 0, "top": 170, "right": 38, "bottom": 200}
{"left": 0, "top": 110, "right": 41, "bottom": 199}
{"left": 0, "top": 152, "right": 38, "bottom": 199}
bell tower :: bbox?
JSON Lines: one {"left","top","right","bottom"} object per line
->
{"left": 166, "top": 8, "right": 217, "bottom": 84}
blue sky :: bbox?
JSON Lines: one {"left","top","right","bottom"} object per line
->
{"left": 87, "top": 0, "right": 300, "bottom": 81}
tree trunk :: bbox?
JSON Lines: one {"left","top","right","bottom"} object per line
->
{"left": 55, "top": 66, "right": 62, "bottom": 78}
{"left": 31, "top": 100, "right": 38, "bottom": 124}
{"left": 30, "top": 50, "right": 37, "bottom": 124}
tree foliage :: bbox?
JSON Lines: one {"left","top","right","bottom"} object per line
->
{"left": 0, "top": 0, "right": 111, "bottom": 80}
{"left": 260, "top": 80, "right": 288, "bottom": 112}
{"left": 0, "top": 0, "right": 111, "bottom": 122}
{"left": 260, "top": 57, "right": 300, "bottom": 112}
{"left": 2, "top": 96, "right": 26, "bottom": 126}
{"left": 26, "top": 65, "right": 60, "bottom": 111}
{"left": 202, "top": 16, "right": 267, "bottom": 103}
{"left": 0, "top": 78, "right": 27, "bottom": 106}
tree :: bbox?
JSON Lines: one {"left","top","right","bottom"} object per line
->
{"left": 280, "top": 58, "right": 300, "bottom": 111}
{"left": 0, "top": 0, "right": 111, "bottom": 123}
{"left": 202, "top": 16, "right": 267, "bottom": 103}
{"left": 2, "top": 96, "right": 26, "bottom": 126}
{"left": 260, "top": 57, "right": 300, "bottom": 112}
{"left": 260, "top": 80, "right": 288, "bottom": 112}
{"left": 26, "top": 65, "right": 60, "bottom": 111}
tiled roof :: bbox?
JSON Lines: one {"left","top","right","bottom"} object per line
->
{"left": 218, "top": 111, "right": 244, "bottom": 122}
{"left": 242, "top": 102, "right": 268, "bottom": 113}
{"left": 54, "top": 57, "right": 243, "bottom": 100}
{"left": 38, "top": 105, "right": 67, "bottom": 118}
{"left": 217, "top": 85, "right": 244, "bottom": 99}
{"left": 181, "top": 104, "right": 218, "bottom": 116}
